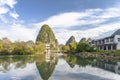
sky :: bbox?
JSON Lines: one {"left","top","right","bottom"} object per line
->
{"left": 0, "top": 0, "right": 120, "bottom": 44}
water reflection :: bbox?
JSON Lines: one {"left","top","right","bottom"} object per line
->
{"left": 0, "top": 53, "right": 119, "bottom": 80}
{"left": 36, "top": 53, "right": 58, "bottom": 80}
{"left": 63, "top": 55, "right": 93, "bottom": 68}
{"left": 92, "top": 59, "right": 120, "bottom": 74}
{"left": 0, "top": 53, "right": 58, "bottom": 80}
{"left": 0, "top": 56, "right": 34, "bottom": 73}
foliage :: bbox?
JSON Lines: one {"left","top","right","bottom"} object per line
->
{"left": 0, "top": 38, "right": 46, "bottom": 55}
{"left": 0, "top": 41, "right": 3, "bottom": 50}
{"left": 100, "top": 50, "right": 120, "bottom": 56}
{"left": 79, "top": 37, "right": 92, "bottom": 44}
{"left": 79, "top": 37, "right": 87, "bottom": 43}
{"left": 86, "top": 38, "right": 92, "bottom": 43}
{"left": 62, "top": 42, "right": 78, "bottom": 53}
{"left": 62, "top": 37, "right": 97, "bottom": 53}
{"left": 12, "top": 47, "right": 26, "bottom": 55}
{"left": 76, "top": 42, "right": 90, "bottom": 52}
{"left": 12, "top": 41, "right": 35, "bottom": 55}
{"left": 69, "top": 42, "right": 78, "bottom": 53}
{"left": 34, "top": 41, "right": 46, "bottom": 54}
{"left": 62, "top": 45, "right": 70, "bottom": 52}
{"left": 76, "top": 42, "right": 98, "bottom": 52}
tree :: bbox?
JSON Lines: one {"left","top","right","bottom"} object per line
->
{"left": 62, "top": 45, "right": 70, "bottom": 52}
{"left": 0, "top": 40, "right": 3, "bottom": 50}
{"left": 76, "top": 42, "right": 90, "bottom": 52}
{"left": 80, "top": 38, "right": 87, "bottom": 43}
{"left": 87, "top": 38, "right": 92, "bottom": 43}
{"left": 0, "top": 37, "right": 13, "bottom": 54}
{"left": 12, "top": 41, "right": 35, "bottom": 55}
{"left": 34, "top": 41, "right": 46, "bottom": 54}
{"left": 69, "top": 42, "right": 78, "bottom": 53}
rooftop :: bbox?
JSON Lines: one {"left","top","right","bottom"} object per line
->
{"left": 112, "top": 29, "right": 120, "bottom": 36}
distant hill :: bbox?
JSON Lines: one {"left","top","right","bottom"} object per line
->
{"left": 66, "top": 36, "right": 76, "bottom": 45}
{"left": 36, "top": 24, "right": 58, "bottom": 50}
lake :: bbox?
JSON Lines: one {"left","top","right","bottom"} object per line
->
{"left": 0, "top": 53, "right": 120, "bottom": 80}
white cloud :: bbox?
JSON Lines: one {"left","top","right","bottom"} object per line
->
{"left": 0, "top": 0, "right": 17, "bottom": 8}
{"left": 36, "top": 7, "right": 120, "bottom": 30}
{"left": 36, "top": 10, "right": 105, "bottom": 28}
{"left": 0, "top": 15, "right": 8, "bottom": 23}
{"left": 96, "top": 8, "right": 120, "bottom": 19}
{"left": 0, "top": 0, "right": 18, "bottom": 22}
{"left": 55, "top": 22, "right": 120, "bottom": 44}
{"left": 0, "top": 7, "right": 9, "bottom": 14}
{"left": 0, "top": 2, "right": 120, "bottom": 44}
{"left": 10, "top": 12, "right": 19, "bottom": 19}
{"left": 35, "top": 7, "right": 120, "bottom": 44}
{"left": 0, "top": 24, "right": 38, "bottom": 42}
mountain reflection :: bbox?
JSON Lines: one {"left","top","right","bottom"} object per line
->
{"left": 36, "top": 53, "right": 58, "bottom": 80}
{"left": 0, "top": 53, "right": 58, "bottom": 80}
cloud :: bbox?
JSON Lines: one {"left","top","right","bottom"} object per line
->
{"left": 36, "top": 7, "right": 120, "bottom": 30}
{"left": 0, "top": 1, "right": 120, "bottom": 44}
{"left": 0, "top": 24, "right": 38, "bottom": 42}
{"left": 0, "top": 0, "right": 17, "bottom": 8}
{"left": 0, "top": 7, "right": 9, "bottom": 14}
{"left": 95, "top": 8, "right": 120, "bottom": 19}
{"left": 35, "top": 9, "right": 104, "bottom": 29}
{"left": 35, "top": 7, "right": 120, "bottom": 44}
{"left": 0, "top": 0, "right": 18, "bottom": 22}
{"left": 0, "top": 15, "right": 8, "bottom": 23}
{"left": 54, "top": 22, "right": 120, "bottom": 44}
{"left": 10, "top": 12, "right": 19, "bottom": 19}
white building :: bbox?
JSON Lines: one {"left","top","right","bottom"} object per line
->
{"left": 90, "top": 29, "right": 120, "bottom": 50}
{"left": 45, "top": 44, "right": 50, "bottom": 53}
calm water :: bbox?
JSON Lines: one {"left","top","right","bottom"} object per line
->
{"left": 0, "top": 53, "right": 120, "bottom": 80}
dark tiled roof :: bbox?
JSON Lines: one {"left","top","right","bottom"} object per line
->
{"left": 112, "top": 29, "right": 120, "bottom": 36}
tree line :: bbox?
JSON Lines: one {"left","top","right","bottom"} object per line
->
{"left": 61, "top": 37, "right": 98, "bottom": 54}
{"left": 0, "top": 37, "right": 45, "bottom": 55}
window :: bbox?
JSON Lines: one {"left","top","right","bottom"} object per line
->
{"left": 118, "top": 38, "right": 120, "bottom": 42}
{"left": 110, "top": 38, "right": 113, "bottom": 42}
{"left": 106, "top": 39, "right": 109, "bottom": 43}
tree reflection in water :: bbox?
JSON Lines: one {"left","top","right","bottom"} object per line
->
{"left": 63, "top": 54, "right": 94, "bottom": 68}
{"left": 0, "top": 53, "right": 119, "bottom": 80}
{"left": 62, "top": 54, "right": 120, "bottom": 74}
{"left": 0, "top": 53, "right": 58, "bottom": 80}
{"left": 0, "top": 55, "right": 35, "bottom": 73}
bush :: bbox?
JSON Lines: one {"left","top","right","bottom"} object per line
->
{"left": 0, "top": 49, "right": 11, "bottom": 55}
{"left": 76, "top": 42, "right": 90, "bottom": 52}
{"left": 12, "top": 47, "right": 25, "bottom": 55}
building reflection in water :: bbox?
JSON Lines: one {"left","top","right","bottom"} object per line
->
{"left": 92, "top": 60, "right": 120, "bottom": 74}
{"left": 63, "top": 54, "right": 120, "bottom": 75}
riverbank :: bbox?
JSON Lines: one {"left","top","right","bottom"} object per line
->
{"left": 74, "top": 51, "right": 120, "bottom": 64}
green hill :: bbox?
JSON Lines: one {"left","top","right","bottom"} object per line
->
{"left": 36, "top": 24, "right": 58, "bottom": 50}
{"left": 66, "top": 36, "right": 76, "bottom": 45}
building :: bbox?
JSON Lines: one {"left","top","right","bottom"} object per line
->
{"left": 45, "top": 44, "right": 50, "bottom": 53}
{"left": 90, "top": 29, "right": 120, "bottom": 50}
